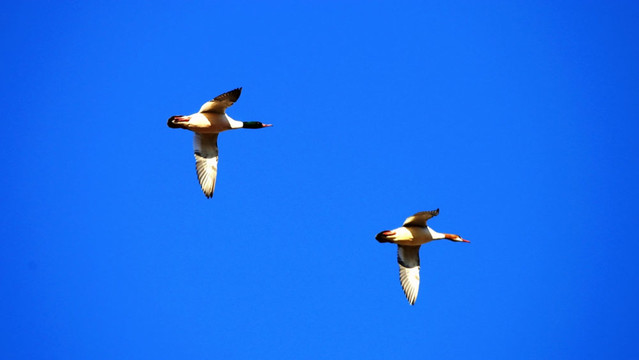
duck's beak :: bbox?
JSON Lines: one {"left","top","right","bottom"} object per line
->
{"left": 461, "top": 239, "right": 470, "bottom": 243}
{"left": 263, "top": 123, "right": 273, "bottom": 127}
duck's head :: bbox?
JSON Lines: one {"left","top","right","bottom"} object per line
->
{"left": 242, "top": 121, "right": 273, "bottom": 129}
{"left": 444, "top": 233, "right": 470, "bottom": 243}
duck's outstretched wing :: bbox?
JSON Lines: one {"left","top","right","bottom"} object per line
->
{"left": 397, "top": 245, "right": 421, "bottom": 305}
{"left": 402, "top": 209, "right": 440, "bottom": 227}
{"left": 199, "top": 88, "right": 242, "bottom": 114}
{"left": 193, "top": 133, "right": 219, "bottom": 198}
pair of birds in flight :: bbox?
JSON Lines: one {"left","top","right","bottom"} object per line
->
{"left": 167, "top": 88, "right": 470, "bottom": 305}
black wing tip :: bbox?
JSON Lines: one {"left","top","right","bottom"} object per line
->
{"left": 214, "top": 87, "right": 243, "bottom": 102}
{"left": 411, "top": 208, "right": 439, "bottom": 217}
{"left": 228, "top": 87, "right": 242, "bottom": 96}
{"left": 202, "top": 188, "right": 213, "bottom": 198}
{"left": 404, "top": 292, "right": 416, "bottom": 305}
{"left": 231, "top": 87, "right": 242, "bottom": 99}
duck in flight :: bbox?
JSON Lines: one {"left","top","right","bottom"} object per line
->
{"left": 167, "top": 88, "right": 272, "bottom": 198}
{"left": 375, "top": 209, "right": 469, "bottom": 305}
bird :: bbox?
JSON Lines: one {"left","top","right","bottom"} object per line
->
{"left": 375, "top": 209, "right": 469, "bottom": 305}
{"left": 167, "top": 88, "right": 272, "bottom": 198}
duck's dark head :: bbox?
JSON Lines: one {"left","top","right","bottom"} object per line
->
{"left": 242, "top": 121, "right": 273, "bottom": 129}
{"left": 167, "top": 115, "right": 189, "bottom": 129}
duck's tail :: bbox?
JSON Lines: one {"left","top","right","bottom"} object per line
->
{"left": 167, "top": 116, "right": 186, "bottom": 129}
{"left": 375, "top": 230, "right": 393, "bottom": 243}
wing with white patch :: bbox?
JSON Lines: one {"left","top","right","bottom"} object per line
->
{"left": 193, "top": 133, "right": 219, "bottom": 198}
{"left": 199, "top": 88, "right": 242, "bottom": 114}
{"left": 397, "top": 245, "right": 421, "bottom": 305}
{"left": 402, "top": 209, "right": 440, "bottom": 228}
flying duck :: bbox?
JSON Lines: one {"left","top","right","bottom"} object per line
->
{"left": 375, "top": 209, "right": 469, "bottom": 305}
{"left": 167, "top": 88, "right": 272, "bottom": 198}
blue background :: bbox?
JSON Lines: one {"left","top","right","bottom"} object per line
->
{"left": 2, "top": 1, "right": 638, "bottom": 358}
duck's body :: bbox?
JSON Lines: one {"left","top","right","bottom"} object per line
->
{"left": 173, "top": 112, "right": 243, "bottom": 134}
{"left": 375, "top": 209, "right": 469, "bottom": 305}
{"left": 167, "top": 88, "right": 272, "bottom": 198}
{"left": 375, "top": 225, "right": 441, "bottom": 246}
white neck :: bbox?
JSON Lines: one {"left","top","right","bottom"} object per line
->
{"left": 228, "top": 116, "right": 243, "bottom": 129}
{"left": 427, "top": 226, "right": 446, "bottom": 240}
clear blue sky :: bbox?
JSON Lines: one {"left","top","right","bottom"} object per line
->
{"left": 2, "top": 1, "right": 639, "bottom": 359}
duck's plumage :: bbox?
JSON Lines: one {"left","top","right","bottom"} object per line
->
{"left": 167, "top": 87, "right": 271, "bottom": 198}
{"left": 397, "top": 245, "right": 421, "bottom": 305}
{"left": 193, "top": 133, "right": 219, "bottom": 198}
{"left": 199, "top": 88, "right": 242, "bottom": 114}
{"left": 402, "top": 209, "right": 440, "bottom": 227}
{"left": 376, "top": 209, "right": 468, "bottom": 305}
